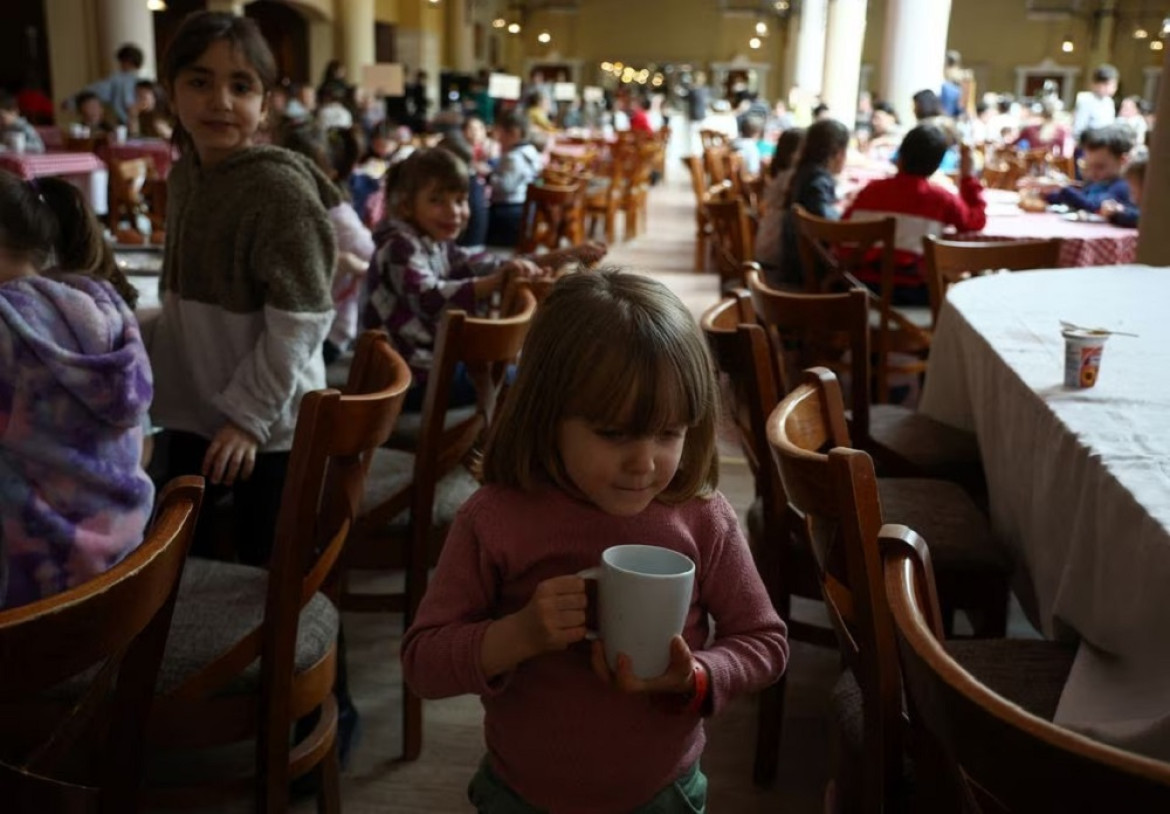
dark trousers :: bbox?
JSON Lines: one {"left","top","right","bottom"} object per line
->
{"left": 160, "top": 430, "right": 290, "bottom": 566}
{"left": 459, "top": 176, "right": 490, "bottom": 247}
{"left": 486, "top": 202, "right": 525, "bottom": 247}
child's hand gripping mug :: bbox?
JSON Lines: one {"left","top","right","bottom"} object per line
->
{"left": 577, "top": 545, "right": 695, "bottom": 679}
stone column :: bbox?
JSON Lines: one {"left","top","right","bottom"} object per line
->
{"left": 96, "top": 0, "right": 158, "bottom": 78}
{"left": 821, "top": 0, "right": 867, "bottom": 130}
{"left": 446, "top": 0, "right": 475, "bottom": 73}
{"left": 338, "top": 0, "right": 376, "bottom": 83}
{"left": 879, "top": 0, "right": 952, "bottom": 123}
{"left": 1085, "top": 0, "right": 1118, "bottom": 84}
{"left": 792, "top": 0, "right": 828, "bottom": 108}
{"left": 1136, "top": 46, "right": 1170, "bottom": 265}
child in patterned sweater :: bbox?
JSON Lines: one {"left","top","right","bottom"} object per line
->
{"left": 365, "top": 147, "right": 605, "bottom": 411}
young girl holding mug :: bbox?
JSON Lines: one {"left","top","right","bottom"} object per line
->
{"left": 403, "top": 270, "right": 788, "bottom": 813}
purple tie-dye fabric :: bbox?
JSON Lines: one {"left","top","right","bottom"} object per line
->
{"left": 0, "top": 273, "right": 155, "bottom": 609}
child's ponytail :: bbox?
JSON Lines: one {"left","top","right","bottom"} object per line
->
{"left": 36, "top": 178, "right": 138, "bottom": 309}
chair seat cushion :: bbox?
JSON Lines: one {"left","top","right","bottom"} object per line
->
{"left": 867, "top": 404, "right": 981, "bottom": 473}
{"left": 832, "top": 637, "right": 1075, "bottom": 757}
{"left": 157, "top": 557, "right": 340, "bottom": 696}
{"left": 946, "top": 638, "right": 1077, "bottom": 721}
{"left": 876, "top": 478, "right": 1008, "bottom": 574}
{"left": 361, "top": 447, "right": 481, "bottom": 530}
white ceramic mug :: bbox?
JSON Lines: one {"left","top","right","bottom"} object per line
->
{"left": 578, "top": 544, "right": 695, "bottom": 679}
{"left": 114, "top": 125, "right": 128, "bottom": 144}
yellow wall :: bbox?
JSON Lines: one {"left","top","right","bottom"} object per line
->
{"left": 859, "top": 0, "right": 1159, "bottom": 101}
{"left": 45, "top": 0, "right": 103, "bottom": 109}
{"left": 375, "top": 0, "right": 399, "bottom": 23}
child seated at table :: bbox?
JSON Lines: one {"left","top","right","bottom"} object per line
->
{"left": 485, "top": 110, "right": 542, "bottom": 247}
{"left": 1100, "top": 157, "right": 1143, "bottom": 229}
{"left": 73, "top": 91, "right": 114, "bottom": 136}
{"left": 127, "top": 80, "right": 173, "bottom": 140}
{"left": 366, "top": 148, "right": 604, "bottom": 411}
{"left": 0, "top": 92, "right": 46, "bottom": 153}
{"left": 0, "top": 172, "right": 153, "bottom": 609}
{"left": 845, "top": 122, "right": 987, "bottom": 306}
{"left": 1036, "top": 125, "right": 1132, "bottom": 213}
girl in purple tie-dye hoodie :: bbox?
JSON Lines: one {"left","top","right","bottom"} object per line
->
{"left": 0, "top": 172, "right": 154, "bottom": 609}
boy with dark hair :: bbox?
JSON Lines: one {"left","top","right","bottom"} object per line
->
{"left": 74, "top": 90, "right": 114, "bottom": 134}
{"left": 845, "top": 122, "right": 986, "bottom": 305}
{"left": 72, "top": 42, "right": 146, "bottom": 124}
{"left": 1073, "top": 64, "right": 1119, "bottom": 138}
{"left": 1100, "top": 158, "right": 1144, "bottom": 228}
{"left": 1041, "top": 125, "right": 1132, "bottom": 212}
{"left": 486, "top": 110, "right": 542, "bottom": 246}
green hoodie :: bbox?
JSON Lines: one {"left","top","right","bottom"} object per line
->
{"left": 148, "top": 144, "right": 341, "bottom": 451}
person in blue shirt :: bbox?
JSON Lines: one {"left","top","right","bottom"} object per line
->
{"left": 940, "top": 50, "right": 964, "bottom": 118}
{"left": 71, "top": 44, "right": 145, "bottom": 125}
{"left": 1039, "top": 125, "right": 1133, "bottom": 213}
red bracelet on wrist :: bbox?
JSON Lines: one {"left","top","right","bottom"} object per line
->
{"left": 681, "top": 662, "right": 709, "bottom": 716}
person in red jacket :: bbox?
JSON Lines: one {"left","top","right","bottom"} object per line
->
{"left": 845, "top": 122, "right": 986, "bottom": 305}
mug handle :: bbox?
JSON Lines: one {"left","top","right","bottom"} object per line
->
{"left": 576, "top": 567, "right": 601, "bottom": 641}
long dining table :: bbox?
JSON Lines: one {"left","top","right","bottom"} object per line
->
{"left": 920, "top": 265, "right": 1170, "bottom": 761}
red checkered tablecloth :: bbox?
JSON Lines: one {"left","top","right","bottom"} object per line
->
{"left": 0, "top": 151, "right": 107, "bottom": 181}
{"left": 956, "top": 189, "right": 1139, "bottom": 267}
{"left": 103, "top": 139, "right": 176, "bottom": 178}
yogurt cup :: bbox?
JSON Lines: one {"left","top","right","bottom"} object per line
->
{"left": 1062, "top": 328, "right": 1108, "bottom": 388}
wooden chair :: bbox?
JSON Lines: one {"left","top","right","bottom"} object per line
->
{"left": 704, "top": 187, "right": 754, "bottom": 292}
{"left": 584, "top": 148, "right": 627, "bottom": 244}
{"left": 747, "top": 268, "right": 982, "bottom": 490}
{"left": 882, "top": 525, "right": 1170, "bottom": 811}
{"left": 700, "top": 294, "right": 833, "bottom": 787}
{"left": 766, "top": 371, "right": 1074, "bottom": 811}
{"left": 683, "top": 155, "right": 711, "bottom": 270}
{"left": 0, "top": 477, "right": 203, "bottom": 814}
{"left": 620, "top": 143, "right": 657, "bottom": 239}
{"left": 791, "top": 205, "right": 932, "bottom": 405}
{"left": 109, "top": 158, "right": 154, "bottom": 234}
{"left": 517, "top": 182, "right": 580, "bottom": 253}
{"left": 342, "top": 288, "right": 538, "bottom": 761}
{"left": 922, "top": 236, "right": 1061, "bottom": 327}
{"left": 143, "top": 333, "right": 412, "bottom": 812}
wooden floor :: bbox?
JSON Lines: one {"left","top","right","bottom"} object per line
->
{"left": 280, "top": 164, "right": 843, "bottom": 814}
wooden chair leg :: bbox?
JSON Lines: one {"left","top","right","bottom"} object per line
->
{"left": 403, "top": 687, "right": 423, "bottom": 761}
{"left": 605, "top": 209, "right": 616, "bottom": 244}
{"left": 317, "top": 744, "right": 341, "bottom": 814}
{"left": 753, "top": 674, "right": 787, "bottom": 787}
{"left": 695, "top": 232, "right": 706, "bottom": 271}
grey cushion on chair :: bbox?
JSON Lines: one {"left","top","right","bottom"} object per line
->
{"left": 385, "top": 405, "right": 479, "bottom": 449}
{"left": 876, "top": 478, "right": 1008, "bottom": 573}
{"left": 831, "top": 637, "right": 1076, "bottom": 756}
{"left": 868, "top": 404, "right": 981, "bottom": 471}
{"left": 156, "top": 558, "right": 340, "bottom": 696}
{"left": 361, "top": 447, "right": 482, "bottom": 529}
{"left": 946, "top": 638, "right": 1077, "bottom": 721}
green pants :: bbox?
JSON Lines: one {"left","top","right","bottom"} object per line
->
{"left": 468, "top": 757, "right": 707, "bottom": 814}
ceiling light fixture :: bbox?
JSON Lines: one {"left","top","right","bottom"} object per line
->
{"left": 749, "top": 36, "right": 762, "bottom": 49}
{"left": 492, "top": 17, "right": 506, "bottom": 28}
{"left": 756, "top": 21, "right": 768, "bottom": 35}
{"left": 538, "top": 31, "right": 551, "bottom": 43}
{"left": 1060, "top": 35, "right": 1074, "bottom": 53}
{"left": 1153, "top": 39, "right": 1165, "bottom": 51}
{"left": 147, "top": 0, "right": 166, "bottom": 10}
{"left": 507, "top": 22, "right": 521, "bottom": 34}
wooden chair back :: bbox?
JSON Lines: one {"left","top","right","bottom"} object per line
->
{"left": 0, "top": 476, "right": 203, "bottom": 814}
{"left": 704, "top": 189, "right": 754, "bottom": 291}
{"left": 792, "top": 206, "right": 931, "bottom": 403}
{"left": 684, "top": 155, "right": 711, "bottom": 270}
{"left": 518, "top": 182, "right": 579, "bottom": 253}
{"left": 148, "top": 334, "right": 411, "bottom": 810}
{"left": 346, "top": 287, "right": 539, "bottom": 615}
{"left": 882, "top": 525, "right": 1170, "bottom": 812}
{"left": 747, "top": 268, "right": 874, "bottom": 443}
{"left": 109, "top": 159, "right": 153, "bottom": 232}
{"left": 922, "top": 237, "right": 1061, "bottom": 327}
{"left": 767, "top": 367, "right": 904, "bottom": 810}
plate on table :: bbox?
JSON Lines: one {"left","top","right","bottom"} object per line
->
{"left": 114, "top": 247, "right": 163, "bottom": 274}
{"left": 1061, "top": 211, "right": 1106, "bottom": 223}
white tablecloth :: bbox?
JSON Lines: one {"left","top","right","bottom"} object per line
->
{"left": 920, "top": 265, "right": 1170, "bottom": 760}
